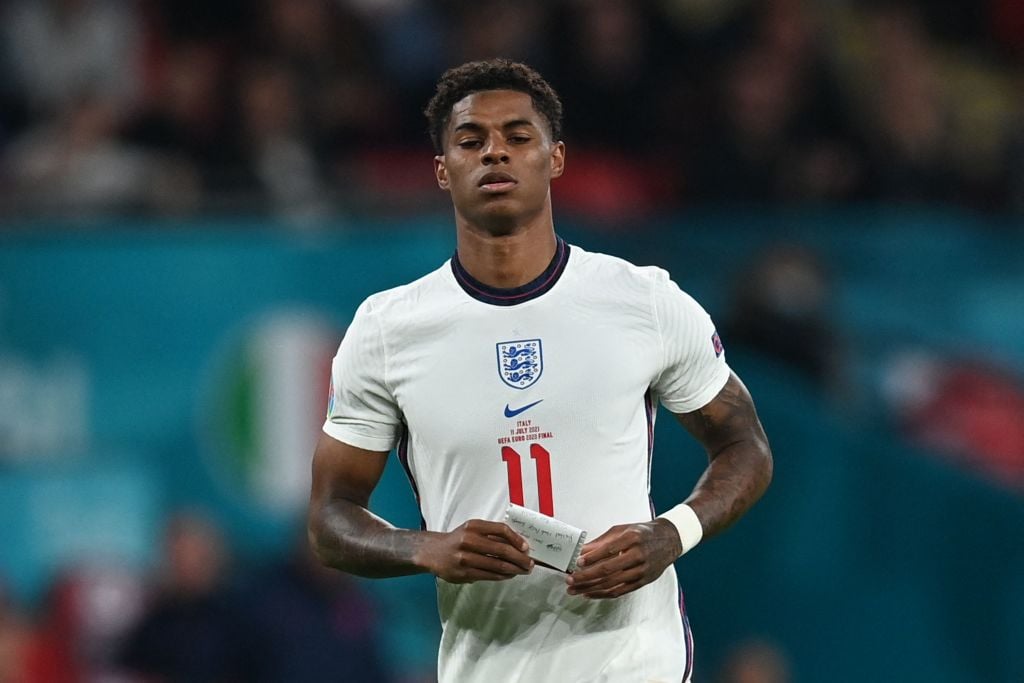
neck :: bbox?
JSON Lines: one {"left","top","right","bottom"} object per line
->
{"left": 454, "top": 206, "right": 557, "bottom": 289}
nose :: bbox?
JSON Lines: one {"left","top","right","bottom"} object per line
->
{"left": 481, "top": 133, "right": 510, "bottom": 165}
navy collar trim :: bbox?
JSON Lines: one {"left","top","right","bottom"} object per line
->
{"left": 451, "top": 237, "right": 570, "bottom": 306}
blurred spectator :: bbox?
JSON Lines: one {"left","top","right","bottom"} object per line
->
{"left": 119, "top": 511, "right": 256, "bottom": 682}
{"left": 0, "top": 0, "right": 1022, "bottom": 218}
{"left": 687, "top": 0, "right": 865, "bottom": 203}
{"left": 1, "top": 92, "right": 196, "bottom": 216}
{"left": 830, "top": 1, "right": 1019, "bottom": 211}
{"left": 545, "top": 0, "right": 677, "bottom": 220}
{"left": 122, "top": 40, "right": 230, "bottom": 209}
{"left": 347, "top": 0, "right": 447, "bottom": 92}
{"left": 225, "top": 61, "right": 331, "bottom": 221}
{"left": 724, "top": 244, "right": 845, "bottom": 394}
{"left": 856, "top": 5, "right": 960, "bottom": 204}
{"left": 716, "top": 638, "right": 792, "bottom": 683}
{"left": 0, "top": 582, "right": 29, "bottom": 683}
{"left": 242, "top": 533, "right": 393, "bottom": 682}
{"left": 555, "top": 0, "right": 660, "bottom": 148}
{"left": 20, "top": 565, "right": 143, "bottom": 682}
{"left": 883, "top": 353, "right": 1024, "bottom": 490}
{"left": 1, "top": 0, "right": 144, "bottom": 118}
{"left": 449, "top": 0, "right": 550, "bottom": 70}
{"left": 253, "top": 0, "right": 398, "bottom": 156}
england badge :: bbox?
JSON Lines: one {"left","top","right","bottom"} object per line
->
{"left": 496, "top": 339, "right": 543, "bottom": 389}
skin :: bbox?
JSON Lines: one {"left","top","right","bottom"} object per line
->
{"left": 566, "top": 373, "right": 771, "bottom": 598}
{"left": 434, "top": 89, "right": 564, "bottom": 288}
{"left": 308, "top": 88, "right": 773, "bottom": 598}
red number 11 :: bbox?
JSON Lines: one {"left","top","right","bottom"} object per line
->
{"left": 501, "top": 444, "right": 554, "bottom": 516}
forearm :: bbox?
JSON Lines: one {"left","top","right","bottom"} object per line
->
{"left": 684, "top": 438, "right": 772, "bottom": 539}
{"left": 309, "top": 497, "right": 439, "bottom": 578}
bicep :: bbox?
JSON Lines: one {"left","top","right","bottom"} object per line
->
{"left": 672, "top": 371, "right": 768, "bottom": 459}
{"left": 310, "top": 431, "right": 390, "bottom": 510}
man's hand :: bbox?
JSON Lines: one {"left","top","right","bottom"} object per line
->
{"left": 565, "top": 519, "right": 681, "bottom": 599}
{"left": 414, "top": 519, "right": 534, "bottom": 583}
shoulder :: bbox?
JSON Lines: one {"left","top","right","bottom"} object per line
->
{"left": 567, "top": 245, "right": 677, "bottom": 301}
{"left": 358, "top": 261, "right": 456, "bottom": 320}
{"left": 569, "top": 245, "right": 671, "bottom": 286}
{"left": 568, "top": 246, "right": 713, "bottom": 330}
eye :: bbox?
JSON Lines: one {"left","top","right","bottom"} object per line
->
{"left": 458, "top": 139, "right": 482, "bottom": 149}
{"left": 509, "top": 135, "right": 531, "bottom": 144}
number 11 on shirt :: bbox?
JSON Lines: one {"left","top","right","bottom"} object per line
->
{"left": 501, "top": 444, "right": 554, "bottom": 517}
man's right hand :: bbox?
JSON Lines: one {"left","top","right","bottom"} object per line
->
{"left": 414, "top": 519, "right": 534, "bottom": 583}
{"left": 310, "top": 436, "right": 534, "bottom": 581}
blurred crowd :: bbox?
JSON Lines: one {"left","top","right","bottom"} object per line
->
{"left": 0, "top": 511, "right": 397, "bottom": 683}
{"left": 1, "top": 0, "right": 1024, "bottom": 222}
{"left": 0, "top": 508, "right": 794, "bottom": 683}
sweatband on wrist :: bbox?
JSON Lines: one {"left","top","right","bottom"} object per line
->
{"left": 657, "top": 503, "right": 703, "bottom": 557}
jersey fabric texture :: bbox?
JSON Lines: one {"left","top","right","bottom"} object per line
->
{"left": 324, "top": 238, "right": 730, "bottom": 683}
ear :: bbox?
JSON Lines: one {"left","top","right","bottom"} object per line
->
{"left": 550, "top": 141, "right": 566, "bottom": 179}
{"left": 434, "top": 155, "right": 450, "bottom": 190}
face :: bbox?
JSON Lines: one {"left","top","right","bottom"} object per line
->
{"left": 434, "top": 89, "right": 564, "bottom": 233}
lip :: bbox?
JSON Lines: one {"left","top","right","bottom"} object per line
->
{"left": 478, "top": 172, "right": 518, "bottom": 193}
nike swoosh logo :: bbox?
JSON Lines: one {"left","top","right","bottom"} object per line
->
{"left": 504, "top": 399, "right": 543, "bottom": 418}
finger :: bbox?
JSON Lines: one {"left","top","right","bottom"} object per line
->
{"left": 576, "top": 537, "right": 642, "bottom": 574}
{"left": 576, "top": 578, "right": 645, "bottom": 599}
{"left": 577, "top": 529, "right": 620, "bottom": 559}
{"left": 568, "top": 552, "right": 643, "bottom": 590}
{"left": 468, "top": 520, "right": 530, "bottom": 553}
{"left": 578, "top": 530, "right": 635, "bottom": 568}
{"left": 462, "top": 537, "right": 534, "bottom": 573}
{"left": 457, "top": 551, "right": 533, "bottom": 577}
{"left": 446, "top": 548, "right": 531, "bottom": 580}
{"left": 571, "top": 564, "right": 648, "bottom": 596}
{"left": 570, "top": 555, "right": 637, "bottom": 586}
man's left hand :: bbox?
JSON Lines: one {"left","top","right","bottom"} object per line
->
{"left": 565, "top": 519, "right": 681, "bottom": 599}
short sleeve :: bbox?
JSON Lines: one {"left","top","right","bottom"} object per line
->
{"left": 322, "top": 298, "right": 403, "bottom": 451}
{"left": 650, "top": 273, "right": 731, "bottom": 414}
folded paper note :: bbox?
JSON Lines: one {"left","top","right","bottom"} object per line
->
{"left": 504, "top": 503, "right": 587, "bottom": 573}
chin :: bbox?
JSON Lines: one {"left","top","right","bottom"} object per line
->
{"left": 470, "top": 203, "right": 526, "bottom": 234}
{"left": 477, "top": 217, "right": 521, "bottom": 237}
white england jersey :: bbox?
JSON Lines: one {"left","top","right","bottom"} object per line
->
{"left": 324, "top": 238, "right": 730, "bottom": 683}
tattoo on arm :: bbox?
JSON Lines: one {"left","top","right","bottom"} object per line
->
{"left": 308, "top": 439, "right": 438, "bottom": 579}
{"left": 675, "top": 373, "right": 773, "bottom": 539}
{"left": 312, "top": 498, "right": 435, "bottom": 578}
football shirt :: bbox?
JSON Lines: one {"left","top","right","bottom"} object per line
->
{"left": 325, "top": 238, "right": 729, "bottom": 682}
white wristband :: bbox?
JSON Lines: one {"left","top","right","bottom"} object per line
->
{"left": 657, "top": 503, "right": 703, "bottom": 557}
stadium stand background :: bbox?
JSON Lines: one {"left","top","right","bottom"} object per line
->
{"left": 1, "top": 1, "right": 1023, "bottom": 681}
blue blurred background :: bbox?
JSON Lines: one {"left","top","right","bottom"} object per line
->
{"left": 1, "top": 1, "right": 1023, "bottom": 682}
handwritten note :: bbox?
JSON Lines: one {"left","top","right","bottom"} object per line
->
{"left": 504, "top": 503, "right": 587, "bottom": 573}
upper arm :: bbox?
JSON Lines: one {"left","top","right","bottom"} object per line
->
{"left": 673, "top": 371, "right": 770, "bottom": 460}
{"left": 310, "top": 431, "right": 390, "bottom": 513}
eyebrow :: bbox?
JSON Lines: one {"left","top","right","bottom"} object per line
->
{"left": 451, "top": 119, "right": 538, "bottom": 135}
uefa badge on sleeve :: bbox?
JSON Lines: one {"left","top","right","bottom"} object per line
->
{"left": 326, "top": 376, "right": 335, "bottom": 417}
{"left": 497, "top": 339, "right": 543, "bottom": 389}
{"left": 712, "top": 331, "right": 724, "bottom": 358}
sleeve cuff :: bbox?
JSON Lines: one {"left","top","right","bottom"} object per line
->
{"left": 322, "top": 421, "right": 397, "bottom": 453}
{"left": 660, "top": 363, "right": 731, "bottom": 414}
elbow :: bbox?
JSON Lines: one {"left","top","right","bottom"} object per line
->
{"left": 306, "top": 506, "right": 331, "bottom": 568}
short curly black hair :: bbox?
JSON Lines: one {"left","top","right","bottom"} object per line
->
{"left": 424, "top": 59, "right": 563, "bottom": 154}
